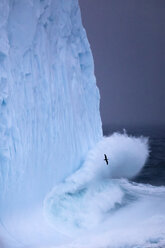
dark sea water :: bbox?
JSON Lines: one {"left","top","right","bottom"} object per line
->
{"left": 103, "top": 126, "right": 165, "bottom": 186}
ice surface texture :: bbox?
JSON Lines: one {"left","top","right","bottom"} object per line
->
{"left": 0, "top": 0, "right": 102, "bottom": 215}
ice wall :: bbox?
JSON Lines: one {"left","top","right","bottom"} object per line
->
{"left": 0, "top": 0, "right": 102, "bottom": 216}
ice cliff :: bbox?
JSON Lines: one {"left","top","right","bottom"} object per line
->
{"left": 0, "top": 0, "right": 102, "bottom": 216}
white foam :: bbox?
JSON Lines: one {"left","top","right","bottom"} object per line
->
{"left": 45, "top": 181, "right": 165, "bottom": 248}
{"left": 66, "top": 133, "right": 149, "bottom": 186}
{"left": 43, "top": 134, "right": 165, "bottom": 247}
{"left": 44, "top": 133, "right": 149, "bottom": 236}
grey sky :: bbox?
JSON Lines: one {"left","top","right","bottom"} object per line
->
{"left": 79, "top": 0, "right": 165, "bottom": 128}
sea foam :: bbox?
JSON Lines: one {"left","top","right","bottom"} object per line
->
{"left": 44, "top": 133, "right": 149, "bottom": 235}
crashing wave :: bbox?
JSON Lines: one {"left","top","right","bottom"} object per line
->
{"left": 44, "top": 133, "right": 149, "bottom": 235}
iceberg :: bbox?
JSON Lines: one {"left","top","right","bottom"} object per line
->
{"left": 0, "top": 0, "right": 102, "bottom": 215}
{"left": 0, "top": 0, "right": 164, "bottom": 248}
{"left": 0, "top": 0, "right": 103, "bottom": 246}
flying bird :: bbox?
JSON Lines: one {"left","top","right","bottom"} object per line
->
{"left": 104, "top": 154, "right": 108, "bottom": 165}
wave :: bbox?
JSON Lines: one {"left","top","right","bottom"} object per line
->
{"left": 45, "top": 179, "right": 165, "bottom": 248}
{"left": 1, "top": 133, "right": 165, "bottom": 248}
{"left": 44, "top": 133, "right": 149, "bottom": 236}
{"left": 44, "top": 133, "right": 165, "bottom": 248}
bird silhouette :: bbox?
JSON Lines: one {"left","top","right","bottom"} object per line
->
{"left": 104, "top": 154, "right": 108, "bottom": 165}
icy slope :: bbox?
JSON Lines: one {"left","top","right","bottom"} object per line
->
{"left": 0, "top": 0, "right": 102, "bottom": 215}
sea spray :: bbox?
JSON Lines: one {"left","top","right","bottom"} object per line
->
{"left": 44, "top": 133, "right": 149, "bottom": 235}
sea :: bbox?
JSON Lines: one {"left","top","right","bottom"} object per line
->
{"left": 103, "top": 125, "right": 165, "bottom": 186}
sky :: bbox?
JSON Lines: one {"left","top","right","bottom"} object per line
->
{"left": 79, "top": 0, "right": 165, "bottom": 128}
